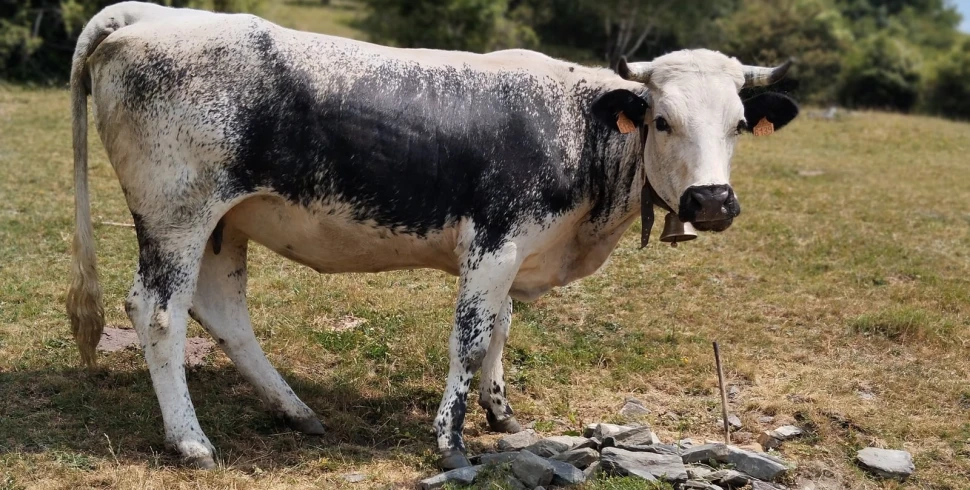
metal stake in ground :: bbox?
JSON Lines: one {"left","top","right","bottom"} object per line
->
{"left": 713, "top": 341, "right": 730, "bottom": 444}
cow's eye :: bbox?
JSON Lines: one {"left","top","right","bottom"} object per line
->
{"left": 735, "top": 120, "right": 747, "bottom": 135}
{"left": 655, "top": 116, "right": 671, "bottom": 133}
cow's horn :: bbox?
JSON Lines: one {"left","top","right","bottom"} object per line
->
{"left": 618, "top": 57, "right": 654, "bottom": 84}
{"left": 742, "top": 59, "right": 793, "bottom": 88}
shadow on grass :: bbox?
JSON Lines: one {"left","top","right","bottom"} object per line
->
{"left": 0, "top": 362, "right": 442, "bottom": 470}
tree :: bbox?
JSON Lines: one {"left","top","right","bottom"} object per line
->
{"left": 922, "top": 36, "right": 970, "bottom": 120}
{"left": 839, "top": 33, "right": 922, "bottom": 111}
{"left": 359, "top": 0, "right": 536, "bottom": 52}
{"left": 599, "top": 0, "right": 734, "bottom": 69}
{"left": 0, "top": 0, "right": 264, "bottom": 83}
{"left": 713, "top": 0, "right": 851, "bottom": 103}
{"left": 514, "top": 0, "right": 733, "bottom": 68}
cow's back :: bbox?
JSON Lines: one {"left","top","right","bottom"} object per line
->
{"left": 88, "top": 13, "right": 614, "bottom": 243}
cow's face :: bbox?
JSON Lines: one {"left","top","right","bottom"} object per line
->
{"left": 596, "top": 50, "right": 799, "bottom": 231}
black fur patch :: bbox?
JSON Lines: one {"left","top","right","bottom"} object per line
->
{"left": 201, "top": 29, "right": 641, "bottom": 252}
{"left": 131, "top": 213, "right": 191, "bottom": 306}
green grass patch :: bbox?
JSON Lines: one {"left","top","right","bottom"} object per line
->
{"left": 850, "top": 306, "right": 957, "bottom": 343}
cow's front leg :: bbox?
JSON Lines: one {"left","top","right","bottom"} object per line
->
{"left": 478, "top": 296, "right": 521, "bottom": 433}
{"left": 435, "top": 241, "right": 520, "bottom": 469}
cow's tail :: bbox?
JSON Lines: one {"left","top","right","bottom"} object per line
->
{"left": 67, "top": 7, "right": 121, "bottom": 368}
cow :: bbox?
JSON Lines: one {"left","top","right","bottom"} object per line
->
{"left": 67, "top": 2, "right": 799, "bottom": 470}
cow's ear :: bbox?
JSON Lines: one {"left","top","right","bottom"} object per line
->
{"left": 742, "top": 92, "right": 799, "bottom": 133}
{"left": 592, "top": 89, "right": 648, "bottom": 133}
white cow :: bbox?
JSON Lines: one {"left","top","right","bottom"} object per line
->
{"left": 67, "top": 2, "right": 798, "bottom": 469}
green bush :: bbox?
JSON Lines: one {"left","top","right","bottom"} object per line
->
{"left": 838, "top": 33, "right": 922, "bottom": 111}
{"left": 922, "top": 37, "right": 970, "bottom": 120}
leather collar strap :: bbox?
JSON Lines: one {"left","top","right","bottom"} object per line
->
{"left": 638, "top": 124, "right": 674, "bottom": 247}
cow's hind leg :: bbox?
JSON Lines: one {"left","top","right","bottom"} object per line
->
{"left": 125, "top": 215, "right": 216, "bottom": 468}
{"left": 189, "top": 224, "right": 324, "bottom": 435}
{"left": 477, "top": 296, "right": 521, "bottom": 433}
{"left": 434, "top": 240, "right": 520, "bottom": 469}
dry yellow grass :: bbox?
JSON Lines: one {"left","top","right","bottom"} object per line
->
{"left": 2, "top": 8, "right": 970, "bottom": 489}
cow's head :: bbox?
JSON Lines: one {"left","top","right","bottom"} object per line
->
{"left": 594, "top": 49, "right": 799, "bottom": 232}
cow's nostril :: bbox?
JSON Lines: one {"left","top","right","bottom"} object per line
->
{"left": 689, "top": 190, "right": 707, "bottom": 208}
{"left": 712, "top": 188, "right": 730, "bottom": 204}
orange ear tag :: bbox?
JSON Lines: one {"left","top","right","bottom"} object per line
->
{"left": 753, "top": 117, "right": 774, "bottom": 137}
{"left": 617, "top": 112, "right": 637, "bottom": 134}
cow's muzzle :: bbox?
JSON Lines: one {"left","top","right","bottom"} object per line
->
{"left": 678, "top": 184, "right": 741, "bottom": 231}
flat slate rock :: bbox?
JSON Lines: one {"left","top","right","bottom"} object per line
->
{"left": 856, "top": 448, "right": 914, "bottom": 481}
{"left": 497, "top": 429, "right": 541, "bottom": 451}
{"left": 523, "top": 435, "right": 592, "bottom": 457}
{"left": 687, "top": 464, "right": 716, "bottom": 480}
{"left": 547, "top": 457, "right": 587, "bottom": 486}
{"left": 603, "top": 425, "right": 659, "bottom": 448}
{"left": 601, "top": 447, "right": 688, "bottom": 483}
{"left": 772, "top": 425, "right": 804, "bottom": 439}
{"left": 419, "top": 465, "right": 482, "bottom": 490}
{"left": 551, "top": 447, "right": 599, "bottom": 469}
{"left": 474, "top": 452, "right": 519, "bottom": 466}
{"left": 681, "top": 482, "right": 725, "bottom": 490}
{"left": 681, "top": 443, "right": 788, "bottom": 482}
{"left": 750, "top": 481, "right": 789, "bottom": 490}
{"left": 619, "top": 399, "right": 651, "bottom": 418}
{"left": 616, "top": 443, "right": 680, "bottom": 455}
{"left": 511, "top": 450, "right": 554, "bottom": 488}
{"left": 583, "top": 461, "right": 601, "bottom": 480}
{"left": 709, "top": 469, "right": 750, "bottom": 486}
{"left": 586, "top": 423, "right": 639, "bottom": 439}
{"left": 758, "top": 425, "right": 804, "bottom": 449}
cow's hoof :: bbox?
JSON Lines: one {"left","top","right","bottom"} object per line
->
{"left": 488, "top": 415, "right": 522, "bottom": 434}
{"left": 439, "top": 449, "right": 472, "bottom": 470}
{"left": 169, "top": 438, "right": 216, "bottom": 469}
{"left": 185, "top": 454, "right": 217, "bottom": 470}
{"left": 284, "top": 414, "right": 326, "bottom": 436}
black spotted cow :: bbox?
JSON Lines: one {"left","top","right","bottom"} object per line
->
{"left": 67, "top": 1, "right": 799, "bottom": 470}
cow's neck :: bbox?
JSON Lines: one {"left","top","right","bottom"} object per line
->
{"left": 578, "top": 120, "right": 645, "bottom": 238}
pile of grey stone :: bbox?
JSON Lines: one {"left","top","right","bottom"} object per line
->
{"left": 419, "top": 423, "right": 795, "bottom": 490}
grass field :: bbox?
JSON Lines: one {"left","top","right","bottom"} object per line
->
{"left": 3, "top": 3, "right": 970, "bottom": 490}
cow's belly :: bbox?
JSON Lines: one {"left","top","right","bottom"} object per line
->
{"left": 223, "top": 195, "right": 461, "bottom": 274}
